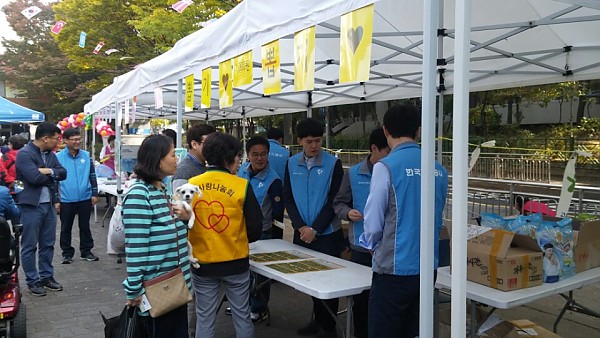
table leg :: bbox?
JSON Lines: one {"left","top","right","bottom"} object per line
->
{"left": 554, "top": 291, "right": 600, "bottom": 333}
{"left": 346, "top": 296, "right": 353, "bottom": 338}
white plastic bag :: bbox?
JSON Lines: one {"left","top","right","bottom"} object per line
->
{"left": 107, "top": 203, "right": 125, "bottom": 254}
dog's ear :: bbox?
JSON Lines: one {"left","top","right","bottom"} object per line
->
{"left": 175, "top": 186, "right": 182, "bottom": 193}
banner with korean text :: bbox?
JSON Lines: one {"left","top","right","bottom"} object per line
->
{"left": 234, "top": 51, "right": 253, "bottom": 87}
{"left": 185, "top": 74, "right": 195, "bottom": 111}
{"left": 201, "top": 67, "right": 211, "bottom": 109}
{"left": 262, "top": 40, "right": 281, "bottom": 95}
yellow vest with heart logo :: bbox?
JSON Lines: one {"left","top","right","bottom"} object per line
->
{"left": 188, "top": 169, "right": 249, "bottom": 263}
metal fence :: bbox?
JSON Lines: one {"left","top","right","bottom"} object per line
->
{"left": 441, "top": 154, "right": 552, "bottom": 183}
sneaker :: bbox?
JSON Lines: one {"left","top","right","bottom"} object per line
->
{"left": 81, "top": 253, "right": 99, "bottom": 262}
{"left": 250, "top": 311, "right": 268, "bottom": 323}
{"left": 28, "top": 282, "right": 47, "bottom": 297}
{"left": 225, "top": 307, "right": 232, "bottom": 316}
{"left": 297, "top": 321, "right": 320, "bottom": 336}
{"left": 61, "top": 256, "right": 73, "bottom": 264}
{"left": 41, "top": 277, "right": 63, "bottom": 291}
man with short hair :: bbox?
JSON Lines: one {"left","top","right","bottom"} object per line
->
{"left": 16, "top": 122, "right": 67, "bottom": 296}
{"left": 284, "top": 118, "right": 345, "bottom": 338}
{"left": 238, "top": 136, "right": 284, "bottom": 322}
{"left": 172, "top": 124, "right": 216, "bottom": 192}
{"left": 333, "top": 127, "right": 390, "bottom": 338}
{"left": 265, "top": 127, "right": 289, "bottom": 181}
{"left": 360, "top": 104, "right": 448, "bottom": 338}
{"left": 56, "top": 128, "right": 99, "bottom": 264}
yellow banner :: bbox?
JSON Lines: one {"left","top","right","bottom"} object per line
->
{"left": 185, "top": 74, "right": 194, "bottom": 112}
{"left": 339, "top": 4, "right": 373, "bottom": 84}
{"left": 219, "top": 60, "right": 233, "bottom": 108}
{"left": 261, "top": 40, "right": 281, "bottom": 95}
{"left": 201, "top": 67, "right": 211, "bottom": 109}
{"left": 294, "top": 26, "right": 316, "bottom": 91}
{"left": 233, "top": 51, "right": 253, "bottom": 87}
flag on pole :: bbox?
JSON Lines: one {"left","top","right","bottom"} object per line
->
{"left": 172, "top": 0, "right": 193, "bottom": 13}
{"left": 261, "top": 40, "right": 281, "bottom": 95}
{"left": 154, "top": 87, "right": 164, "bottom": 109}
{"left": 219, "top": 60, "right": 233, "bottom": 109}
{"left": 556, "top": 153, "right": 577, "bottom": 217}
{"left": 201, "top": 67, "right": 211, "bottom": 109}
{"left": 92, "top": 42, "right": 105, "bottom": 54}
{"left": 124, "top": 100, "right": 130, "bottom": 125}
{"left": 185, "top": 74, "right": 195, "bottom": 112}
{"left": 234, "top": 51, "right": 253, "bottom": 87}
{"left": 339, "top": 4, "right": 374, "bottom": 83}
{"left": 78, "top": 32, "right": 87, "bottom": 48}
{"left": 105, "top": 49, "right": 119, "bottom": 55}
{"left": 51, "top": 21, "right": 66, "bottom": 35}
{"left": 294, "top": 26, "right": 316, "bottom": 92}
{"left": 21, "top": 6, "right": 42, "bottom": 20}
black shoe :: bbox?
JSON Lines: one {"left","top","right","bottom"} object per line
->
{"left": 61, "top": 256, "right": 73, "bottom": 264}
{"left": 319, "top": 328, "right": 338, "bottom": 338}
{"left": 28, "top": 282, "right": 47, "bottom": 297}
{"left": 225, "top": 307, "right": 232, "bottom": 316}
{"left": 251, "top": 311, "right": 268, "bottom": 323}
{"left": 297, "top": 321, "right": 320, "bottom": 336}
{"left": 41, "top": 277, "right": 63, "bottom": 291}
{"left": 81, "top": 253, "right": 99, "bottom": 262}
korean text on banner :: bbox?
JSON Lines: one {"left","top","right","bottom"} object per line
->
{"left": 262, "top": 40, "right": 281, "bottom": 95}
{"left": 201, "top": 67, "right": 211, "bottom": 109}
{"left": 234, "top": 51, "right": 253, "bottom": 87}
{"left": 185, "top": 74, "right": 195, "bottom": 112}
{"left": 294, "top": 26, "right": 316, "bottom": 92}
{"left": 219, "top": 60, "right": 233, "bottom": 109}
{"left": 339, "top": 4, "right": 374, "bottom": 84}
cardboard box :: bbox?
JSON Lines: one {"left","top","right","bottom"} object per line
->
{"left": 509, "top": 319, "right": 562, "bottom": 338}
{"left": 466, "top": 228, "right": 544, "bottom": 291}
{"left": 572, "top": 220, "right": 600, "bottom": 273}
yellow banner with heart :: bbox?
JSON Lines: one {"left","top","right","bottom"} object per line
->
{"left": 185, "top": 73, "right": 194, "bottom": 112}
{"left": 234, "top": 51, "right": 253, "bottom": 88}
{"left": 262, "top": 40, "right": 281, "bottom": 95}
{"left": 201, "top": 67, "right": 211, "bottom": 109}
{"left": 219, "top": 60, "right": 233, "bottom": 108}
{"left": 339, "top": 4, "right": 374, "bottom": 84}
{"left": 294, "top": 26, "right": 316, "bottom": 92}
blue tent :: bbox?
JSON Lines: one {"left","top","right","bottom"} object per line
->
{"left": 0, "top": 96, "right": 45, "bottom": 123}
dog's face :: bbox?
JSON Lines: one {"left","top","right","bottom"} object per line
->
{"left": 175, "top": 184, "right": 201, "bottom": 202}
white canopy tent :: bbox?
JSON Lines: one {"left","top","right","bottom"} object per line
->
{"left": 84, "top": 1, "right": 600, "bottom": 337}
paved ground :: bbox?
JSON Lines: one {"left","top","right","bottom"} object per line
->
{"left": 17, "top": 204, "right": 600, "bottom": 338}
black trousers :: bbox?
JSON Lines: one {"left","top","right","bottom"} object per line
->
{"left": 293, "top": 229, "right": 345, "bottom": 331}
{"left": 59, "top": 199, "right": 94, "bottom": 258}
{"left": 350, "top": 249, "right": 372, "bottom": 338}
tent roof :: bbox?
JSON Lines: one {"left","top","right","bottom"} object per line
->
{"left": 0, "top": 96, "right": 46, "bottom": 123}
{"left": 84, "top": 0, "right": 600, "bottom": 120}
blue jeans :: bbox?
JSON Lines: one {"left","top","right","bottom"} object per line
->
{"left": 19, "top": 203, "right": 56, "bottom": 286}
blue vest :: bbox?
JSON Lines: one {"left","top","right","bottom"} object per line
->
{"left": 349, "top": 158, "right": 372, "bottom": 247}
{"left": 268, "top": 140, "right": 289, "bottom": 180}
{"left": 238, "top": 162, "right": 279, "bottom": 206}
{"left": 56, "top": 149, "right": 93, "bottom": 203}
{"left": 375, "top": 142, "right": 448, "bottom": 275}
{"left": 287, "top": 151, "right": 340, "bottom": 235}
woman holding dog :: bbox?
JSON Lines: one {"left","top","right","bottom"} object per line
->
{"left": 188, "top": 132, "right": 262, "bottom": 338}
{"left": 121, "top": 134, "right": 192, "bottom": 337}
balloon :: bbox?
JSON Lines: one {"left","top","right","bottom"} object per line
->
{"left": 101, "top": 130, "right": 107, "bottom": 136}
{"left": 61, "top": 121, "right": 68, "bottom": 127}
{"left": 76, "top": 117, "right": 83, "bottom": 123}
{"left": 78, "top": 112, "right": 86, "bottom": 118}
{"left": 67, "top": 117, "right": 75, "bottom": 124}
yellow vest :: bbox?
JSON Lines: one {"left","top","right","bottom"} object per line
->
{"left": 188, "top": 170, "right": 249, "bottom": 263}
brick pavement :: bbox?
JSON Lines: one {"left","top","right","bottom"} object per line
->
{"left": 18, "top": 206, "right": 600, "bottom": 338}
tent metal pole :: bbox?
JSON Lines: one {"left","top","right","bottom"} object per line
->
{"left": 242, "top": 107, "right": 247, "bottom": 163}
{"left": 437, "top": 82, "right": 445, "bottom": 163}
{"left": 325, "top": 108, "right": 330, "bottom": 149}
{"left": 437, "top": 0, "right": 445, "bottom": 163}
{"left": 176, "top": 79, "right": 183, "bottom": 148}
{"left": 306, "top": 91, "right": 312, "bottom": 118}
{"left": 115, "top": 100, "right": 122, "bottom": 196}
{"left": 452, "top": 0, "right": 471, "bottom": 337}
{"left": 420, "top": 0, "right": 439, "bottom": 337}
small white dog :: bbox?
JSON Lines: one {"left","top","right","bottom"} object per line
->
{"left": 174, "top": 183, "right": 202, "bottom": 269}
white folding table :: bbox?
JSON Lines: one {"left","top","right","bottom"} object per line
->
{"left": 435, "top": 266, "right": 600, "bottom": 336}
{"left": 249, "top": 239, "right": 372, "bottom": 338}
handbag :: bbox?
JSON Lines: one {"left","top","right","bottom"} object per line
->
{"left": 102, "top": 306, "right": 148, "bottom": 338}
{"left": 142, "top": 192, "right": 192, "bottom": 318}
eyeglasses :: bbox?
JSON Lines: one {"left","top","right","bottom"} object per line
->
{"left": 249, "top": 152, "right": 268, "bottom": 158}
{"left": 67, "top": 138, "right": 82, "bottom": 142}
{"left": 48, "top": 136, "right": 60, "bottom": 141}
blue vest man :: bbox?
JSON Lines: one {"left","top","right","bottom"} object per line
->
{"left": 283, "top": 118, "right": 344, "bottom": 338}
{"left": 56, "top": 128, "right": 99, "bottom": 264}
{"left": 360, "top": 104, "right": 448, "bottom": 338}
{"left": 266, "top": 127, "right": 290, "bottom": 181}
{"left": 333, "top": 127, "right": 390, "bottom": 338}
{"left": 238, "top": 136, "right": 284, "bottom": 323}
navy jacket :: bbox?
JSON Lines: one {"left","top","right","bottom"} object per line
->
{"left": 16, "top": 142, "right": 67, "bottom": 206}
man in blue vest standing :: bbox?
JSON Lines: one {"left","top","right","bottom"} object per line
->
{"left": 265, "top": 127, "right": 289, "bottom": 181}
{"left": 56, "top": 128, "right": 99, "bottom": 264}
{"left": 284, "top": 118, "right": 345, "bottom": 338}
{"left": 238, "top": 136, "right": 284, "bottom": 323}
{"left": 333, "top": 127, "right": 389, "bottom": 338}
{"left": 360, "top": 104, "right": 448, "bottom": 338}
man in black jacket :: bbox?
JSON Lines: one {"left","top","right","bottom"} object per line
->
{"left": 16, "top": 122, "right": 67, "bottom": 297}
